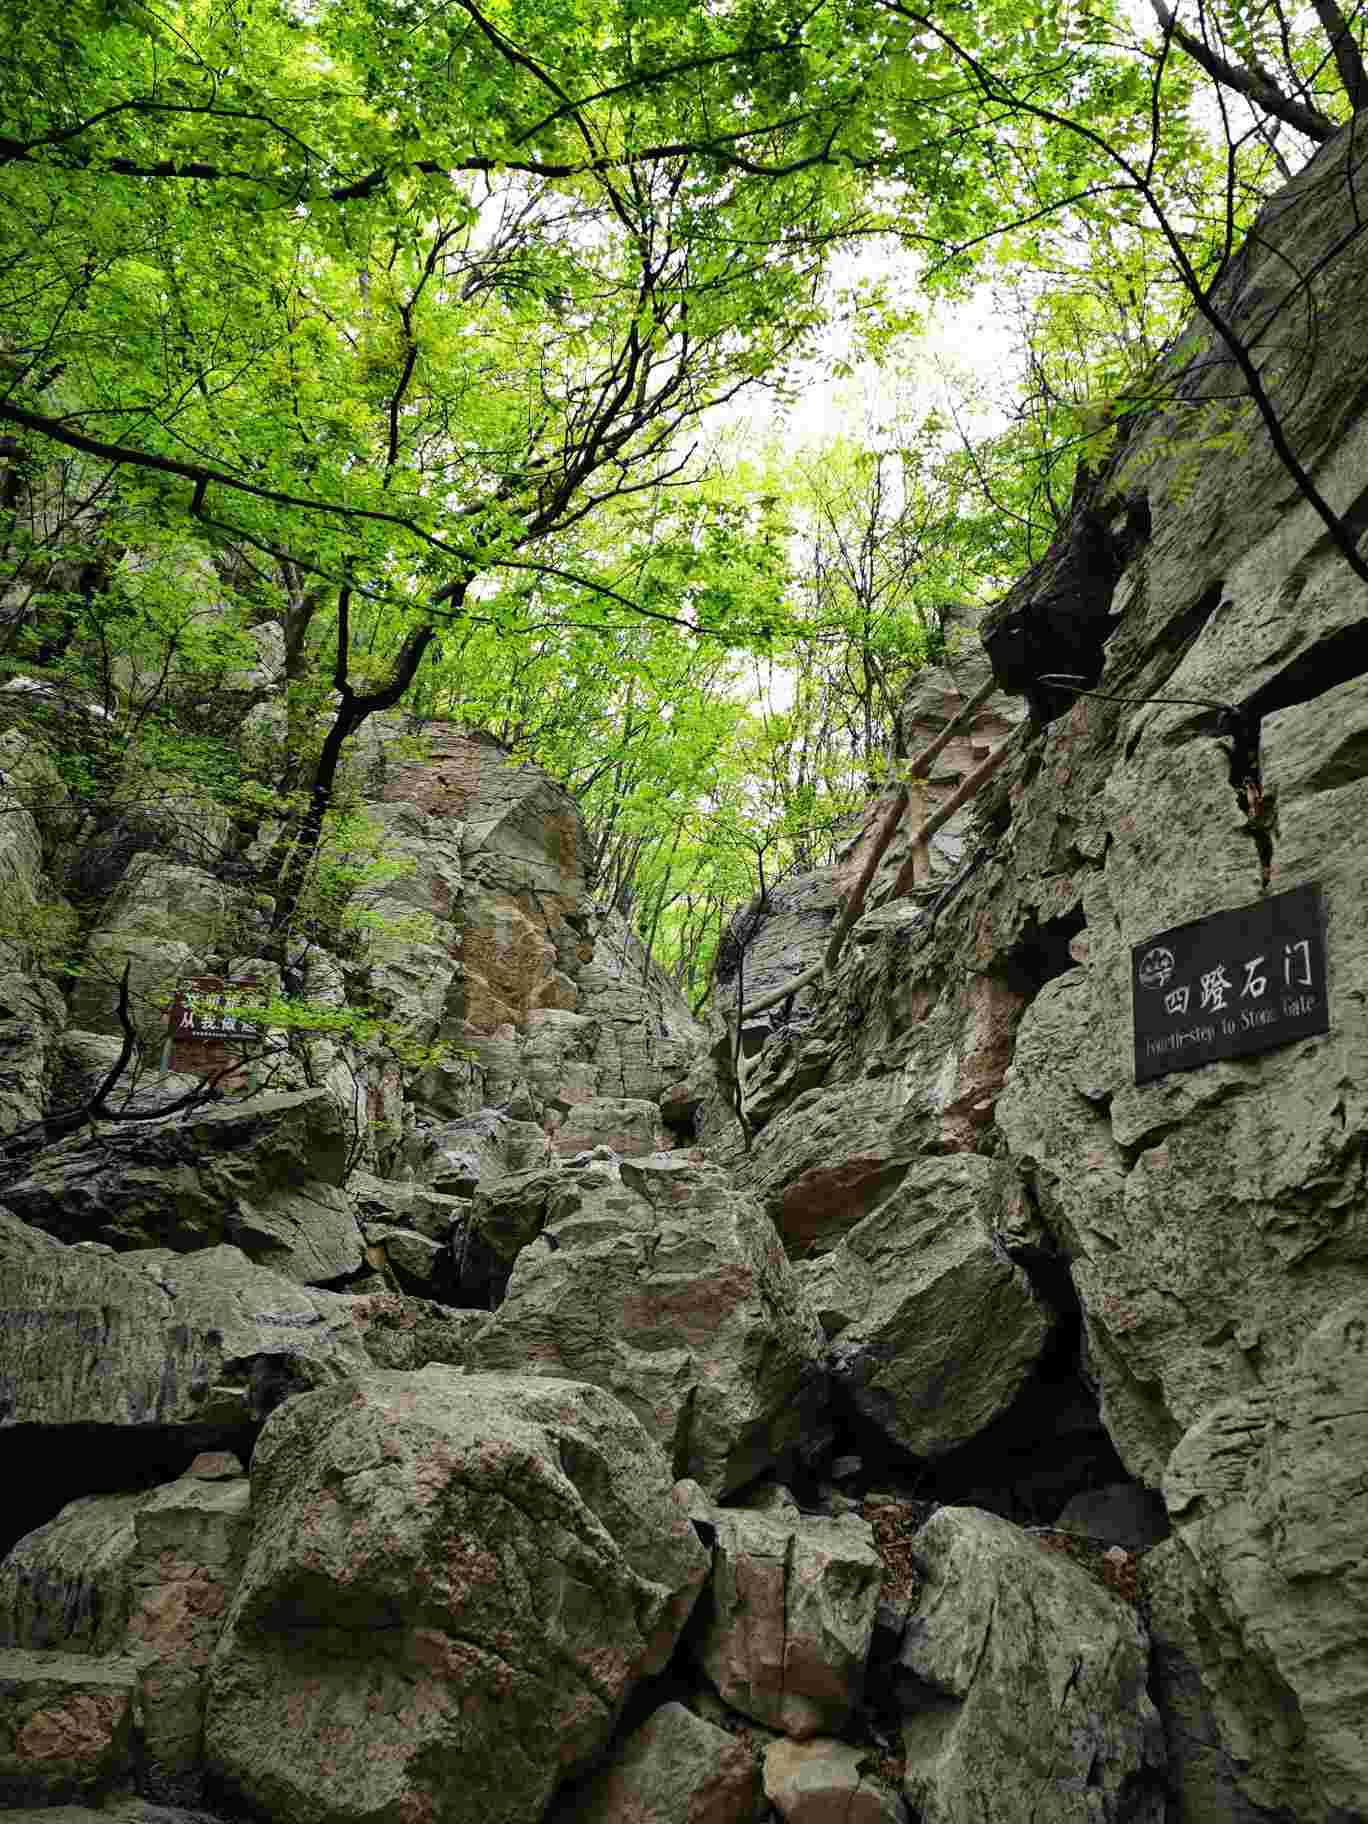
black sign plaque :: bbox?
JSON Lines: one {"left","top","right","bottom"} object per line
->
{"left": 1132, "top": 883, "right": 1328, "bottom": 1084}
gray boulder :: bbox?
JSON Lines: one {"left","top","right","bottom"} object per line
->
{"left": 551, "top": 1700, "right": 759, "bottom": 1824}
{"left": 204, "top": 1369, "right": 709, "bottom": 1824}
{"left": 550, "top": 1095, "right": 665, "bottom": 1158}
{"left": 800, "top": 1155, "right": 1050, "bottom": 1458}
{"left": 0, "top": 1087, "right": 362, "bottom": 1283}
{"left": 734, "top": 1083, "right": 921, "bottom": 1257}
{"left": 688, "top": 1500, "right": 882, "bottom": 1738}
{"left": 897, "top": 1507, "right": 1165, "bottom": 1824}
{"left": 0, "top": 1215, "right": 373, "bottom": 1436}
{"left": 1162, "top": 1292, "right": 1368, "bottom": 1822}
{"left": 0, "top": 1648, "right": 138, "bottom": 1807}
{"left": 764, "top": 1737, "right": 906, "bottom": 1824}
{"left": 468, "top": 1155, "right": 825, "bottom": 1496}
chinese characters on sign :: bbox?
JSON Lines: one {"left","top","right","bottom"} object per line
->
{"left": 169, "top": 978, "right": 263, "bottom": 1041}
{"left": 1132, "top": 884, "right": 1328, "bottom": 1084}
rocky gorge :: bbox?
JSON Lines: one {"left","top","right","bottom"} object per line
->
{"left": 2, "top": 123, "right": 1367, "bottom": 1824}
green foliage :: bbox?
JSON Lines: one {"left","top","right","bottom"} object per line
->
{"left": 1, "top": 0, "right": 1357, "bottom": 1023}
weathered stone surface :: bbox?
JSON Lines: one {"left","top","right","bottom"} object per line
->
{"left": 0, "top": 1648, "right": 138, "bottom": 1807}
{"left": 376, "top": 725, "right": 586, "bottom": 1035}
{"left": 577, "top": 911, "right": 706, "bottom": 1105}
{"left": 733, "top": 1083, "right": 922, "bottom": 1258}
{"left": 351, "top": 798, "right": 462, "bottom": 1042}
{"left": 4, "top": 1469, "right": 260, "bottom": 1802}
{"left": 1, "top": 1808, "right": 230, "bottom": 1824}
{"left": 551, "top": 1095, "right": 666, "bottom": 1158}
{"left": 359, "top": 1221, "right": 446, "bottom": 1289}
{"left": 469, "top": 1165, "right": 562, "bottom": 1265}
{"left": 347, "top": 1168, "right": 469, "bottom": 1240}
{"left": 551, "top": 1700, "right": 760, "bottom": 1824}
{"left": 521, "top": 1007, "right": 602, "bottom": 1112}
{"left": 763, "top": 1738, "right": 906, "bottom": 1824}
{"left": 800, "top": 1155, "right": 1050, "bottom": 1458}
{"left": 0, "top": 1087, "right": 362, "bottom": 1283}
{"left": 468, "top": 1156, "right": 825, "bottom": 1496}
{"left": 1139, "top": 1537, "right": 1312, "bottom": 1824}
{"left": 1, "top": 1492, "right": 149, "bottom": 1655}
{"left": 1161, "top": 1292, "right": 1368, "bottom": 1822}
{"left": 0, "top": 973, "right": 67, "bottom": 1139}
{"left": 416, "top": 1111, "right": 509, "bottom": 1195}
{"left": 70, "top": 857, "right": 228, "bottom": 1042}
{"left": 896, "top": 1507, "right": 1164, "bottom": 1824}
{"left": 0, "top": 1215, "right": 373, "bottom": 1435}
{"left": 53, "top": 1029, "right": 203, "bottom": 1117}
{"left": 688, "top": 1501, "right": 882, "bottom": 1739}
{"left": 345, "top": 1289, "right": 483, "bottom": 1371}
{"left": 204, "top": 1369, "right": 708, "bottom": 1824}
{"left": 125, "top": 1472, "right": 251, "bottom": 1800}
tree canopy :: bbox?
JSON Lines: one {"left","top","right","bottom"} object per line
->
{"left": 3, "top": 0, "right": 1365, "bottom": 1002}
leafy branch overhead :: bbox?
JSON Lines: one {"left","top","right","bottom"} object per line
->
{"left": 3, "top": 0, "right": 1366, "bottom": 999}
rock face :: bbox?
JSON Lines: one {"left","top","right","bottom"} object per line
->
{"left": 203, "top": 1369, "right": 709, "bottom": 1824}
{"left": 0, "top": 1215, "right": 374, "bottom": 1439}
{"left": 764, "top": 1737, "right": 905, "bottom": 1824}
{"left": 468, "top": 1155, "right": 824, "bottom": 1496}
{"left": 896, "top": 1507, "right": 1165, "bottom": 1824}
{"left": 800, "top": 1155, "right": 1051, "bottom": 1457}
{"left": 0, "top": 1648, "right": 139, "bottom": 1808}
{"left": 0, "top": 1459, "right": 252, "bottom": 1804}
{"left": 704, "top": 124, "right": 1368, "bottom": 1824}
{"left": 688, "top": 1499, "right": 883, "bottom": 1738}
{"left": 1160, "top": 1292, "right": 1368, "bottom": 1820}
{"left": 0, "top": 1089, "right": 361, "bottom": 1283}
{"left": 552, "top": 1701, "right": 759, "bottom": 1824}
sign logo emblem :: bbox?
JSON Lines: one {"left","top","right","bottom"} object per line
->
{"left": 1137, "top": 946, "right": 1175, "bottom": 990}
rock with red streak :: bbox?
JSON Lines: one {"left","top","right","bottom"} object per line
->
{"left": 0, "top": 1648, "right": 138, "bottom": 1807}
{"left": 468, "top": 1156, "right": 825, "bottom": 1497}
{"left": 203, "top": 1368, "right": 709, "bottom": 1824}
{"left": 551, "top": 1701, "right": 760, "bottom": 1824}
{"left": 688, "top": 1499, "right": 882, "bottom": 1739}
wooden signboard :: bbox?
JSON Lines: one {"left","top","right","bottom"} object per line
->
{"left": 1132, "top": 884, "right": 1328, "bottom": 1084}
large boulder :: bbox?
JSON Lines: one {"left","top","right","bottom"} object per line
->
{"left": 551, "top": 1701, "right": 759, "bottom": 1824}
{"left": 1139, "top": 1537, "right": 1313, "bottom": 1824}
{"left": 800, "top": 1156, "right": 1051, "bottom": 1458}
{"left": 0, "top": 1215, "right": 372, "bottom": 1441}
{"left": 688, "top": 1498, "right": 882, "bottom": 1739}
{"left": 0, "top": 1648, "right": 138, "bottom": 1808}
{"left": 468, "top": 1155, "right": 825, "bottom": 1496}
{"left": 0, "top": 1088, "right": 362, "bottom": 1283}
{"left": 0, "top": 1454, "right": 252, "bottom": 1804}
{"left": 204, "top": 1369, "right": 709, "bottom": 1824}
{"left": 895, "top": 1507, "right": 1164, "bottom": 1824}
{"left": 733, "top": 1084, "right": 922, "bottom": 1258}
{"left": 1160, "top": 1292, "right": 1368, "bottom": 1822}
{"left": 550, "top": 1096, "right": 665, "bottom": 1158}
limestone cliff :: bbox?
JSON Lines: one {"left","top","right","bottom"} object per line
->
{"left": 729, "top": 124, "right": 1368, "bottom": 1824}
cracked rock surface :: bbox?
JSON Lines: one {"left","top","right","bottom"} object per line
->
{"left": 203, "top": 1369, "right": 708, "bottom": 1824}
{"left": 896, "top": 1507, "right": 1165, "bottom": 1824}
{"left": 467, "top": 1155, "right": 825, "bottom": 1497}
